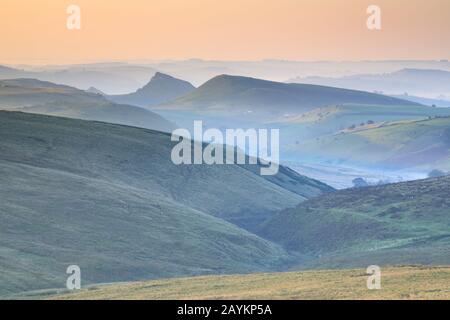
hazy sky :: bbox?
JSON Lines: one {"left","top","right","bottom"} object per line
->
{"left": 1, "top": 0, "right": 449, "bottom": 64}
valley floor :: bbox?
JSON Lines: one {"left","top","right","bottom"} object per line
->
{"left": 43, "top": 266, "right": 450, "bottom": 300}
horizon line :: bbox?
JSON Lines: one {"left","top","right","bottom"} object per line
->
{"left": 3, "top": 58, "right": 450, "bottom": 67}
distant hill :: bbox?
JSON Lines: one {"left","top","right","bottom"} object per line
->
{"left": 0, "top": 111, "right": 331, "bottom": 295}
{"left": 159, "top": 75, "right": 419, "bottom": 117}
{"left": 0, "top": 65, "right": 33, "bottom": 78}
{"left": 0, "top": 65, "right": 17, "bottom": 73}
{"left": 259, "top": 175, "right": 450, "bottom": 268}
{"left": 107, "top": 72, "right": 195, "bottom": 107}
{"left": 391, "top": 94, "right": 450, "bottom": 108}
{"left": 0, "top": 64, "right": 160, "bottom": 94}
{"left": 0, "top": 78, "right": 175, "bottom": 132}
{"left": 154, "top": 75, "right": 440, "bottom": 174}
{"left": 290, "top": 68, "right": 450, "bottom": 97}
{"left": 86, "top": 86, "right": 105, "bottom": 95}
{"left": 287, "top": 116, "right": 450, "bottom": 171}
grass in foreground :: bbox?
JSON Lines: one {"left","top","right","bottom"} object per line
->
{"left": 49, "top": 266, "right": 450, "bottom": 300}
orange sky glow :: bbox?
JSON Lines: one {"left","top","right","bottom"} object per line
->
{"left": 1, "top": 0, "right": 449, "bottom": 64}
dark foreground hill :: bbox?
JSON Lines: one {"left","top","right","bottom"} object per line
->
{"left": 0, "top": 78, "right": 175, "bottom": 132}
{"left": 0, "top": 111, "right": 330, "bottom": 295}
{"left": 259, "top": 175, "right": 450, "bottom": 268}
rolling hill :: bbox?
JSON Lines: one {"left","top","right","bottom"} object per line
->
{"left": 158, "top": 75, "right": 418, "bottom": 116}
{"left": 152, "top": 75, "right": 449, "bottom": 185}
{"left": 152, "top": 75, "right": 425, "bottom": 141}
{"left": 285, "top": 116, "right": 450, "bottom": 171}
{"left": 0, "top": 111, "right": 331, "bottom": 296}
{"left": 258, "top": 174, "right": 450, "bottom": 269}
{"left": 108, "top": 72, "right": 195, "bottom": 107}
{"left": 0, "top": 78, "right": 175, "bottom": 132}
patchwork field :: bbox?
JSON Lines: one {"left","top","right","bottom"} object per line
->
{"left": 287, "top": 116, "right": 450, "bottom": 171}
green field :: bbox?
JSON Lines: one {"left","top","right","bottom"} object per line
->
{"left": 287, "top": 116, "right": 450, "bottom": 171}
{"left": 39, "top": 266, "right": 450, "bottom": 300}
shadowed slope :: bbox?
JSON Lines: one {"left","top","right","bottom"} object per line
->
{"left": 259, "top": 175, "right": 450, "bottom": 268}
{"left": 0, "top": 111, "right": 331, "bottom": 295}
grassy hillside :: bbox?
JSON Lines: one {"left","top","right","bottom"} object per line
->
{"left": 0, "top": 111, "right": 330, "bottom": 227}
{"left": 33, "top": 266, "right": 450, "bottom": 300}
{"left": 153, "top": 76, "right": 426, "bottom": 149}
{"left": 0, "top": 111, "right": 330, "bottom": 296}
{"left": 275, "top": 104, "right": 450, "bottom": 147}
{"left": 259, "top": 175, "right": 450, "bottom": 268}
{"left": 287, "top": 116, "right": 450, "bottom": 171}
{"left": 108, "top": 72, "right": 195, "bottom": 107}
{"left": 159, "top": 75, "right": 418, "bottom": 116}
{"left": 0, "top": 78, "right": 175, "bottom": 132}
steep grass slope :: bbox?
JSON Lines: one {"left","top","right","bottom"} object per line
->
{"left": 0, "top": 111, "right": 330, "bottom": 295}
{"left": 259, "top": 175, "right": 450, "bottom": 268}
